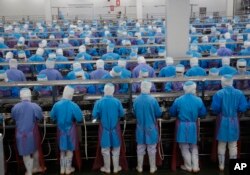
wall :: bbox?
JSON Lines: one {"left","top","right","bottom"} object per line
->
{"left": 0, "top": 0, "right": 230, "bottom": 21}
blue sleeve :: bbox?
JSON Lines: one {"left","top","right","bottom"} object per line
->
{"left": 50, "top": 105, "right": 57, "bottom": 121}
{"left": 211, "top": 92, "right": 221, "bottom": 114}
{"left": 11, "top": 106, "right": 17, "bottom": 120}
{"left": 238, "top": 93, "right": 248, "bottom": 113}
{"left": 164, "top": 82, "right": 172, "bottom": 92}
{"left": 73, "top": 103, "right": 83, "bottom": 122}
{"left": 169, "top": 99, "right": 178, "bottom": 117}
{"left": 198, "top": 100, "right": 207, "bottom": 118}
{"left": 118, "top": 101, "right": 125, "bottom": 118}
{"left": 92, "top": 100, "right": 100, "bottom": 119}
{"left": 34, "top": 104, "right": 43, "bottom": 120}
{"left": 158, "top": 69, "right": 164, "bottom": 77}
{"left": 154, "top": 99, "right": 162, "bottom": 118}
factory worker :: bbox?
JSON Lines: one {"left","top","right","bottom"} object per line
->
{"left": 101, "top": 43, "right": 120, "bottom": 70}
{"left": 133, "top": 32, "right": 147, "bottom": 54}
{"left": 28, "top": 32, "right": 40, "bottom": 48}
{"left": 158, "top": 56, "right": 176, "bottom": 77}
{"left": 145, "top": 37, "right": 158, "bottom": 56}
{"left": 6, "top": 59, "right": 26, "bottom": 82}
{"left": 28, "top": 48, "right": 46, "bottom": 73}
{"left": 132, "top": 68, "right": 156, "bottom": 93}
{"left": 47, "top": 34, "right": 59, "bottom": 48}
{"left": 190, "top": 27, "right": 199, "bottom": 43}
{"left": 153, "top": 49, "right": 167, "bottom": 70}
{"left": 0, "top": 70, "right": 19, "bottom": 97}
{"left": 224, "top": 32, "right": 237, "bottom": 52}
{"left": 55, "top": 48, "right": 71, "bottom": 71}
{"left": 11, "top": 88, "right": 45, "bottom": 175}
{"left": 185, "top": 57, "right": 206, "bottom": 77}
{"left": 205, "top": 15, "right": 215, "bottom": 23}
{"left": 133, "top": 80, "right": 162, "bottom": 173}
{"left": 198, "top": 35, "right": 214, "bottom": 53}
{"left": 0, "top": 37, "right": 8, "bottom": 52}
{"left": 131, "top": 45, "right": 139, "bottom": 55}
{"left": 15, "top": 50, "right": 32, "bottom": 73}
{"left": 84, "top": 37, "right": 99, "bottom": 56}
{"left": 132, "top": 56, "right": 155, "bottom": 78}
{"left": 59, "top": 38, "right": 75, "bottom": 57}
{"left": 50, "top": 86, "right": 83, "bottom": 174}
{"left": 118, "top": 40, "right": 131, "bottom": 57}
{"left": 76, "top": 44, "right": 93, "bottom": 70}
{"left": 33, "top": 74, "right": 52, "bottom": 96}
{"left": 90, "top": 59, "right": 109, "bottom": 93}
{"left": 66, "top": 62, "right": 94, "bottom": 94}
{"left": 217, "top": 39, "right": 233, "bottom": 57}
{"left": 219, "top": 57, "right": 237, "bottom": 76}
{"left": 154, "top": 27, "right": 164, "bottom": 44}
{"left": 92, "top": 83, "right": 126, "bottom": 174}
{"left": 68, "top": 30, "right": 80, "bottom": 47}
{"left": 204, "top": 47, "right": 222, "bottom": 68}
{"left": 39, "top": 56, "right": 63, "bottom": 80}
{"left": 211, "top": 75, "right": 248, "bottom": 171}
{"left": 188, "top": 42, "right": 202, "bottom": 58}
{"left": 239, "top": 41, "right": 250, "bottom": 66}
{"left": 126, "top": 52, "right": 138, "bottom": 71}
{"left": 210, "top": 26, "right": 220, "bottom": 43}
{"left": 243, "top": 24, "right": 250, "bottom": 41}
{"left": 118, "top": 59, "right": 131, "bottom": 78}
{"left": 234, "top": 59, "right": 250, "bottom": 90}
{"left": 170, "top": 81, "right": 207, "bottom": 173}
{"left": 99, "top": 66, "right": 128, "bottom": 94}
{"left": 205, "top": 68, "right": 221, "bottom": 91}
{"left": 165, "top": 64, "right": 185, "bottom": 92}
{"left": 74, "top": 54, "right": 93, "bottom": 72}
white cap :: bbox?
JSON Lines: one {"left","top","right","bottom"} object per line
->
{"left": 202, "top": 35, "right": 208, "bottom": 42}
{"left": 183, "top": 81, "right": 197, "bottom": 94}
{"left": 49, "top": 34, "right": 55, "bottom": 39}
{"left": 104, "top": 83, "right": 115, "bottom": 96}
{"left": 46, "top": 58, "right": 55, "bottom": 69}
{"left": 85, "top": 37, "right": 91, "bottom": 45}
{"left": 96, "top": 59, "right": 104, "bottom": 69}
{"left": 63, "top": 38, "right": 69, "bottom": 44}
{"left": 237, "top": 59, "right": 247, "bottom": 67}
{"left": 156, "top": 27, "right": 162, "bottom": 33}
{"left": 62, "top": 85, "right": 75, "bottom": 100}
{"left": 165, "top": 57, "right": 174, "bottom": 65}
{"left": 191, "top": 27, "right": 196, "bottom": 33}
{"left": 246, "top": 24, "right": 250, "bottom": 29}
{"left": 79, "top": 45, "right": 86, "bottom": 53}
{"left": 221, "top": 74, "right": 233, "bottom": 87}
{"left": 0, "top": 70, "right": 8, "bottom": 82}
{"left": 224, "top": 32, "right": 231, "bottom": 39}
{"left": 118, "top": 59, "right": 126, "bottom": 68}
{"left": 138, "top": 56, "right": 146, "bottom": 64}
{"left": 6, "top": 52, "right": 13, "bottom": 59}
{"left": 0, "top": 37, "right": 4, "bottom": 43}
{"left": 176, "top": 64, "right": 185, "bottom": 73}
{"left": 222, "top": 57, "right": 230, "bottom": 65}
{"left": 20, "top": 88, "right": 32, "bottom": 101}
{"left": 244, "top": 41, "right": 250, "bottom": 48}
{"left": 141, "top": 80, "right": 152, "bottom": 94}
{"left": 190, "top": 57, "right": 198, "bottom": 67}
{"left": 73, "top": 62, "right": 82, "bottom": 71}
{"left": 247, "top": 34, "right": 250, "bottom": 40}
{"left": 36, "top": 48, "right": 44, "bottom": 56}
{"left": 9, "top": 59, "right": 18, "bottom": 68}
{"left": 56, "top": 48, "right": 63, "bottom": 55}
{"left": 39, "top": 39, "right": 47, "bottom": 48}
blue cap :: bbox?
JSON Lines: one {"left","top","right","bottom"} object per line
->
{"left": 37, "top": 73, "right": 47, "bottom": 81}
{"left": 18, "top": 50, "right": 25, "bottom": 55}
{"left": 223, "top": 74, "right": 233, "bottom": 80}
{"left": 140, "top": 67, "right": 148, "bottom": 73}
{"left": 184, "top": 81, "right": 195, "bottom": 87}
{"left": 209, "top": 67, "right": 219, "bottom": 74}
{"left": 113, "top": 66, "right": 122, "bottom": 74}
{"left": 108, "top": 43, "right": 115, "bottom": 49}
{"left": 210, "top": 47, "right": 217, "bottom": 54}
{"left": 131, "top": 45, "right": 138, "bottom": 49}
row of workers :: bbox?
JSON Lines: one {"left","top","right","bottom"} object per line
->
{"left": 7, "top": 74, "right": 248, "bottom": 174}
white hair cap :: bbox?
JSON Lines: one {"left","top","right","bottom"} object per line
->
{"left": 36, "top": 48, "right": 44, "bottom": 56}
{"left": 246, "top": 24, "right": 250, "bottom": 29}
{"left": 221, "top": 74, "right": 233, "bottom": 87}
{"left": 165, "top": 57, "right": 174, "bottom": 65}
{"left": 138, "top": 56, "right": 146, "bottom": 64}
{"left": 190, "top": 57, "right": 198, "bottom": 67}
{"left": 9, "top": 59, "right": 18, "bottom": 68}
{"left": 237, "top": 59, "right": 247, "bottom": 67}
{"left": 141, "top": 80, "right": 152, "bottom": 94}
{"left": 244, "top": 41, "right": 250, "bottom": 48}
{"left": 96, "top": 59, "right": 104, "bottom": 69}
{"left": 20, "top": 88, "right": 32, "bottom": 101}
{"left": 79, "top": 45, "right": 86, "bottom": 53}
{"left": 118, "top": 59, "right": 126, "bottom": 67}
{"left": 73, "top": 62, "right": 82, "bottom": 71}
{"left": 104, "top": 83, "right": 115, "bottom": 96}
{"left": 63, "top": 38, "right": 69, "bottom": 44}
{"left": 56, "top": 48, "right": 63, "bottom": 55}
{"left": 183, "top": 81, "right": 197, "bottom": 94}
{"left": 156, "top": 27, "right": 162, "bottom": 33}
{"left": 46, "top": 58, "right": 55, "bottom": 69}
{"left": 222, "top": 57, "right": 230, "bottom": 65}
{"left": 224, "top": 32, "right": 231, "bottom": 39}
{"left": 62, "top": 85, "right": 75, "bottom": 100}
{"left": 0, "top": 37, "right": 4, "bottom": 43}
{"left": 6, "top": 52, "right": 13, "bottom": 59}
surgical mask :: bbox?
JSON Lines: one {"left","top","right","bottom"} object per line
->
{"left": 176, "top": 71, "right": 183, "bottom": 77}
{"left": 238, "top": 66, "right": 246, "bottom": 73}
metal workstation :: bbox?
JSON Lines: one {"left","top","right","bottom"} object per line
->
{"left": 1, "top": 0, "right": 250, "bottom": 175}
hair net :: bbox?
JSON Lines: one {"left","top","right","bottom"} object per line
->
{"left": 183, "top": 81, "right": 197, "bottom": 94}
{"left": 190, "top": 57, "right": 198, "bottom": 67}
{"left": 104, "top": 83, "right": 115, "bottom": 96}
{"left": 118, "top": 59, "right": 126, "bottom": 67}
{"left": 139, "top": 68, "right": 149, "bottom": 78}
{"left": 141, "top": 80, "right": 152, "bottom": 94}
{"left": 138, "top": 56, "right": 146, "bottom": 64}
{"left": 222, "top": 57, "right": 230, "bottom": 65}
{"left": 165, "top": 57, "right": 174, "bottom": 65}
{"left": 110, "top": 66, "right": 122, "bottom": 77}
{"left": 36, "top": 48, "right": 44, "bottom": 56}
{"left": 79, "top": 45, "right": 86, "bottom": 53}
{"left": 96, "top": 59, "right": 104, "bottom": 69}
{"left": 73, "top": 62, "right": 82, "bottom": 71}
{"left": 6, "top": 52, "right": 13, "bottom": 59}
{"left": 63, "top": 38, "right": 69, "bottom": 44}
{"left": 37, "top": 73, "right": 48, "bottom": 81}
{"left": 107, "top": 43, "right": 115, "bottom": 52}
{"left": 20, "top": 88, "right": 32, "bottom": 101}
{"left": 56, "top": 48, "right": 63, "bottom": 55}
{"left": 46, "top": 58, "right": 55, "bottom": 69}
{"left": 221, "top": 74, "right": 233, "bottom": 87}
{"left": 62, "top": 85, "right": 75, "bottom": 100}
{"left": 176, "top": 64, "right": 185, "bottom": 73}
{"left": 209, "top": 68, "right": 219, "bottom": 76}
{"left": 9, "top": 59, "right": 18, "bottom": 68}
{"left": 237, "top": 59, "right": 247, "bottom": 67}
{"left": 224, "top": 32, "right": 231, "bottom": 39}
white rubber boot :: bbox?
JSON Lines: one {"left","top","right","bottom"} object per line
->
{"left": 148, "top": 154, "right": 157, "bottom": 174}
{"left": 136, "top": 155, "right": 144, "bottom": 173}
{"left": 60, "top": 152, "right": 66, "bottom": 174}
{"left": 100, "top": 149, "right": 111, "bottom": 174}
{"left": 65, "top": 151, "right": 75, "bottom": 175}
{"left": 191, "top": 145, "right": 200, "bottom": 173}
{"left": 179, "top": 144, "right": 192, "bottom": 172}
{"left": 23, "top": 155, "right": 34, "bottom": 175}
{"left": 218, "top": 154, "right": 225, "bottom": 171}
{"left": 112, "top": 156, "right": 122, "bottom": 173}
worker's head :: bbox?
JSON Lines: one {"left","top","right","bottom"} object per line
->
{"left": 137, "top": 56, "right": 146, "bottom": 64}
{"left": 110, "top": 66, "right": 122, "bottom": 77}
{"left": 96, "top": 59, "right": 104, "bottom": 69}
{"left": 17, "top": 50, "right": 26, "bottom": 60}
{"left": 175, "top": 64, "right": 185, "bottom": 77}
{"left": 0, "top": 70, "right": 8, "bottom": 82}
{"left": 20, "top": 88, "right": 32, "bottom": 101}
{"left": 224, "top": 32, "right": 231, "bottom": 40}
{"left": 202, "top": 35, "right": 208, "bottom": 43}
{"left": 6, "top": 52, "right": 13, "bottom": 60}
{"left": 209, "top": 68, "right": 219, "bottom": 76}
{"left": 36, "top": 48, "right": 44, "bottom": 56}
{"left": 139, "top": 68, "right": 149, "bottom": 78}
{"left": 104, "top": 83, "right": 115, "bottom": 96}
{"left": 107, "top": 43, "right": 115, "bottom": 53}
{"left": 244, "top": 41, "right": 250, "bottom": 48}
{"left": 222, "top": 57, "right": 230, "bottom": 66}
{"left": 190, "top": 57, "right": 198, "bottom": 67}
{"left": 131, "top": 46, "right": 138, "bottom": 54}
{"left": 73, "top": 62, "right": 82, "bottom": 72}
{"left": 130, "top": 52, "right": 137, "bottom": 60}
{"left": 219, "top": 39, "right": 226, "bottom": 48}
{"left": 56, "top": 48, "right": 63, "bottom": 56}
{"left": 165, "top": 57, "right": 174, "bottom": 66}
{"left": 63, "top": 38, "right": 69, "bottom": 44}
{"left": 183, "top": 81, "right": 197, "bottom": 94}
{"left": 49, "top": 34, "right": 55, "bottom": 39}
{"left": 147, "top": 37, "right": 155, "bottom": 44}
{"left": 236, "top": 59, "right": 247, "bottom": 73}
{"left": 62, "top": 85, "right": 75, "bottom": 100}
{"left": 39, "top": 39, "right": 47, "bottom": 48}
{"left": 221, "top": 74, "right": 233, "bottom": 87}
{"left": 46, "top": 58, "right": 55, "bottom": 69}
{"left": 141, "top": 80, "right": 152, "bottom": 94}
{"left": 37, "top": 73, "right": 48, "bottom": 81}
{"left": 9, "top": 59, "right": 18, "bottom": 69}
{"left": 158, "top": 49, "right": 166, "bottom": 58}
{"left": 79, "top": 45, "right": 86, "bottom": 53}
{"left": 210, "top": 47, "right": 217, "bottom": 56}
{"left": 190, "top": 43, "right": 198, "bottom": 51}
{"left": 118, "top": 59, "right": 126, "bottom": 68}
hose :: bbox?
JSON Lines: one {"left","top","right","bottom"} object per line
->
{"left": 122, "top": 119, "right": 127, "bottom": 136}
{"left": 83, "top": 118, "right": 88, "bottom": 160}
{"left": 43, "top": 141, "right": 51, "bottom": 157}
{"left": 158, "top": 119, "right": 164, "bottom": 160}
{"left": 6, "top": 144, "right": 12, "bottom": 162}
{"left": 41, "top": 117, "right": 46, "bottom": 144}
